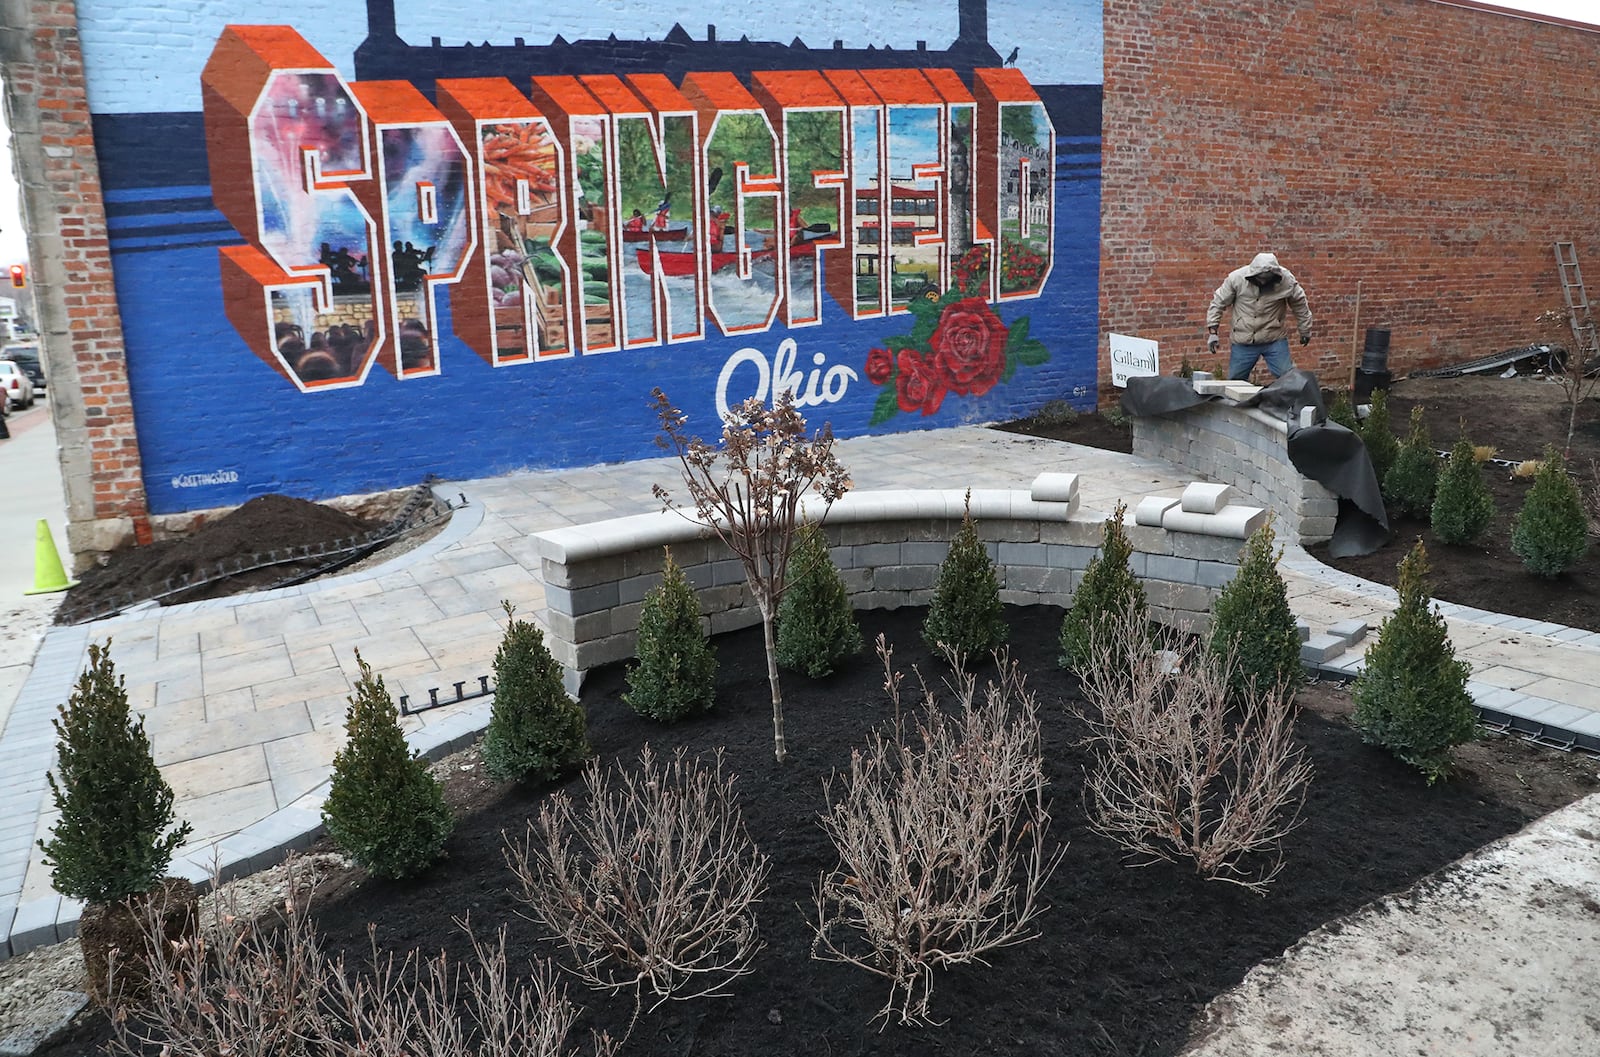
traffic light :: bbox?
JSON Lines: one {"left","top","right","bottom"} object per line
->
{"left": 8, "top": 265, "right": 23, "bottom": 289}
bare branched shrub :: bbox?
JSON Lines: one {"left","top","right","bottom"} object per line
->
{"left": 107, "top": 857, "right": 331, "bottom": 1057}
{"left": 1075, "top": 605, "right": 1313, "bottom": 892}
{"left": 1536, "top": 305, "right": 1600, "bottom": 459}
{"left": 506, "top": 746, "right": 769, "bottom": 1013}
{"left": 813, "top": 651, "right": 1063, "bottom": 1025}
{"left": 110, "top": 856, "right": 602, "bottom": 1057}
{"left": 324, "top": 924, "right": 610, "bottom": 1057}
{"left": 874, "top": 632, "right": 905, "bottom": 730}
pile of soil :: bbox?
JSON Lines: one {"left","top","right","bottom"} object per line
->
{"left": 40, "top": 606, "right": 1598, "bottom": 1057}
{"left": 57, "top": 495, "right": 388, "bottom": 624}
{"left": 996, "top": 375, "right": 1600, "bottom": 632}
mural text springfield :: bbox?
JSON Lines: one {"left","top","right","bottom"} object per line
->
{"left": 86, "top": 1, "right": 1101, "bottom": 511}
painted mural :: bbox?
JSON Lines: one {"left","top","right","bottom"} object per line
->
{"left": 79, "top": 0, "right": 1102, "bottom": 513}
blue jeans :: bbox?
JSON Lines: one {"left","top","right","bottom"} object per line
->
{"left": 1229, "top": 338, "right": 1293, "bottom": 381}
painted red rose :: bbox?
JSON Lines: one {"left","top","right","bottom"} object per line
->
{"left": 929, "top": 297, "right": 1008, "bottom": 397}
{"left": 896, "top": 350, "right": 947, "bottom": 416}
{"left": 865, "top": 346, "right": 894, "bottom": 385}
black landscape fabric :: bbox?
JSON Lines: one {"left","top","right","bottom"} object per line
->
{"left": 1122, "top": 369, "right": 1388, "bottom": 556}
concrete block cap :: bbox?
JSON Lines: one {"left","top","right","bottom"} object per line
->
{"left": 1161, "top": 504, "right": 1267, "bottom": 539}
{"left": 1030, "top": 472, "right": 1080, "bottom": 504}
{"left": 1180, "top": 482, "right": 1234, "bottom": 514}
{"left": 1134, "top": 495, "right": 1181, "bottom": 528}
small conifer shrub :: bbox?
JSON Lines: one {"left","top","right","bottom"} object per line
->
{"left": 1384, "top": 406, "right": 1440, "bottom": 519}
{"left": 776, "top": 524, "right": 862, "bottom": 678}
{"left": 40, "top": 640, "right": 192, "bottom": 905}
{"left": 1208, "top": 520, "right": 1303, "bottom": 698}
{"left": 1060, "top": 502, "right": 1148, "bottom": 672}
{"left": 1362, "top": 389, "right": 1400, "bottom": 486}
{"left": 625, "top": 549, "right": 718, "bottom": 721}
{"left": 923, "top": 496, "right": 1007, "bottom": 659}
{"left": 1511, "top": 447, "right": 1590, "bottom": 577}
{"left": 1351, "top": 541, "right": 1476, "bottom": 783}
{"left": 484, "top": 601, "right": 590, "bottom": 778}
{"left": 1326, "top": 389, "right": 1360, "bottom": 433}
{"left": 1431, "top": 434, "right": 1495, "bottom": 545}
{"left": 322, "top": 652, "right": 454, "bottom": 879}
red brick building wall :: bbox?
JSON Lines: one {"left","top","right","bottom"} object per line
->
{"left": 6, "top": 1, "right": 1600, "bottom": 563}
{"left": 1100, "top": 0, "right": 1600, "bottom": 393}
{"left": 2, "top": 1, "right": 149, "bottom": 562}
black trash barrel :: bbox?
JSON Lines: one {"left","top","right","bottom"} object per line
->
{"left": 1361, "top": 327, "right": 1391, "bottom": 373}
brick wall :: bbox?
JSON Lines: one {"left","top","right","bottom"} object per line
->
{"left": 1101, "top": 0, "right": 1600, "bottom": 393}
{"left": 0, "top": 0, "right": 149, "bottom": 563}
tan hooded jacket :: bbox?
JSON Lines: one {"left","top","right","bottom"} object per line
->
{"left": 1207, "top": 252, "right": 1313, "bottom": 345}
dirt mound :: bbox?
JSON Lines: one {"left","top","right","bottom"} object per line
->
{"left": 58, "top": 495, "right": 380, "bottom": 622}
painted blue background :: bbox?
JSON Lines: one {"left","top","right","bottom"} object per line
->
{"left": 83, "top": 2, "right": 1102, "bottom": 515}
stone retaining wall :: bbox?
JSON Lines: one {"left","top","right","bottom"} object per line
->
{"left": 531, "top": 486, "right": 1257, "bottom": 695}
{"left": 1131, "top": 402, "right": 1338, "bottom": 546}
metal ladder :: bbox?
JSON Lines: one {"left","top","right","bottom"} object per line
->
{"left": 1553, "top": 241, "right": 1600, "bottom": 373}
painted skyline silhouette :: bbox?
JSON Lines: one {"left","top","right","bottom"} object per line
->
{"left": 355, "top": 0, "right": 1003, "bottom": 85}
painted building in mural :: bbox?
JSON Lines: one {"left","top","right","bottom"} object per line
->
{"left": 74, "top": 0, "right": 1102, "bottom": 516}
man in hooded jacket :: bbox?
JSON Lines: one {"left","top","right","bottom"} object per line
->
{"left": 1206, "top": 252, "right": 1314, "bottom": 381}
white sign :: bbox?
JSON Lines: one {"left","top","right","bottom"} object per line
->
{"left": 1109, "top": 333, "right": 1159, "bottom": 388}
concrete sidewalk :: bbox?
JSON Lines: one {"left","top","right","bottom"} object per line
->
{"left": 0, "top": 397, "right": 68, "bottom": 741}
{"left": 3, "top": 427, "right": 1600, "bottom": 983}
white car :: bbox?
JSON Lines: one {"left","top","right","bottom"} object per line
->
{"left": 0, "top": 359, "right": 35, "bottom": 409}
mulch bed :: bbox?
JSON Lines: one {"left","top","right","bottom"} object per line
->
{"left": 994, "top": 408, "right": 1133, "bottom": 453}
{"left": 46, "top": 605, "right": 1598, "bottom": 1057}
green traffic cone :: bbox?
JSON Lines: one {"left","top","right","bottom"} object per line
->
{"left": 24, "top": 518, "right": 79, "bottom": 594}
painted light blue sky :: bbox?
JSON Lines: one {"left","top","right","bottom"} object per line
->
{"left": 77, "top": 0, "right": 1101, "bottom": 115}
{"left": 887, "top": 109, "right": 942, "bottom": 179}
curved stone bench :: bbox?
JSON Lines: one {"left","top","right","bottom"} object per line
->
{"left": 1131, "top": 399, "right": 1338, "bottom": 546}
{"left": 530, "top": 481, "right": 1265, "bottom": 695}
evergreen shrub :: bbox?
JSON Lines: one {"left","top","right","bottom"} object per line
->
{"left": 776, "top": 524, "right": 862, "bottom": 678}
{"left": 484, "top": 601, "right": 590, "bottom": 778}
{"left": 1431, "top": 434, "right": 1495, "bottom": 545}
{"left": 1327, "top": 389, "right": 1360, "bottom": 433}
{"left": 40, "top": 640, "right": 192, "bottom": 905}
{"left": 322, "top": 652, "right": 454, "bottom": 879}
{"left": 1060, "top": 502, "right": 1148, "bottom": 671}
{"left": 923, "top": 497, "right": 1008, "bottom": 659}
{"left": 1362, "top": 389, "right": 1400, "bottom": 486}
{"left": 625, "top": 549, "right": 718, "bottom": 721}
{"left": 1208, "top": 520, "right": 1303, "bottom": 698}
{"left": 1511, "top": 447, "right": 1589, "bottom": 577}
{"left": 1351, "top": 541, "right": 1476, "bottom": 783}
{"left": 1384, "top": 406, "right": 1439, "bottom": 518}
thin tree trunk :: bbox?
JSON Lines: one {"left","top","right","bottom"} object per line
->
{"left": 761, "top": 601, "right": 785, "bottom": 763}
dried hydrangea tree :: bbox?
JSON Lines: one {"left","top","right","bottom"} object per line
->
{"left": 651, "top": 388, "right": 851, "bottom": 762}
